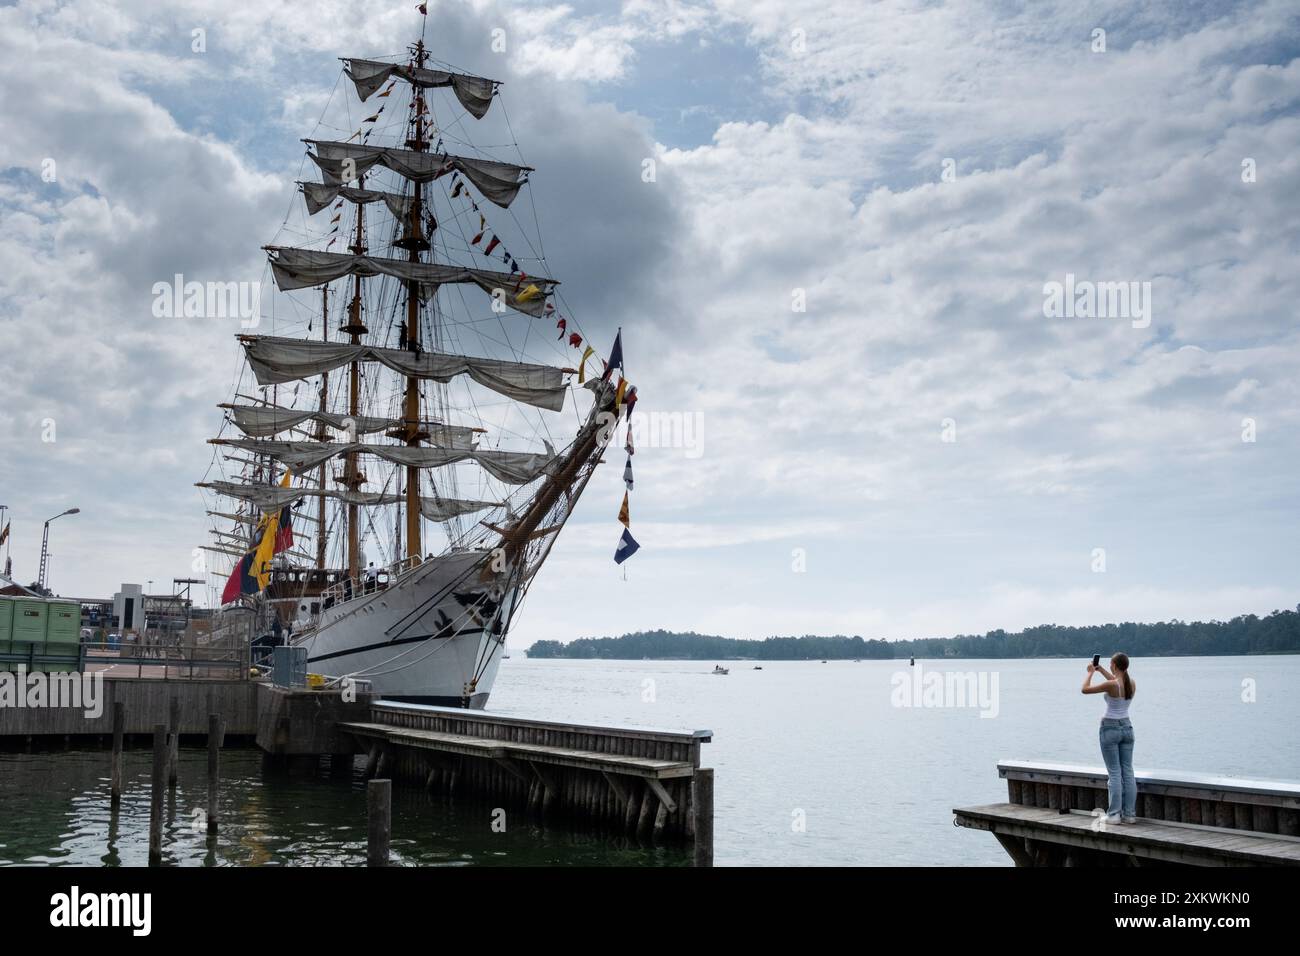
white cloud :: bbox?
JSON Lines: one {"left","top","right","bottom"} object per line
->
{"left": 2, "top": 0, "right": 1296, "bottom": 652}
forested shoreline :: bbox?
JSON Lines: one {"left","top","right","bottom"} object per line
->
{"left": 525, "top": 608, "right": 1300, "bottom": 660}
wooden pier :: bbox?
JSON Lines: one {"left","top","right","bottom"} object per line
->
{"left": 0, "top": 677, "right": 716, "bottom": 864}
{"left": 955, "top": 760, "right": 1300, "bottom": 866}
{"left": 339, "top": 701, "right": 713, "bottom": 859}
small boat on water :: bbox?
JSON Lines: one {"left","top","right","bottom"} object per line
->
{"left": 753, "top": 665, "right": 763, "bottom": 670}
{"left": 712, "top": 665, "right": 729, "bottom": 675}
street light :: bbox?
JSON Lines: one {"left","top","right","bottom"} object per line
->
{"left": 0, "top": 503, "right": 9, "bottom": 579}
{"left": 38, "top": 507, "right": 80, "bottom": 593}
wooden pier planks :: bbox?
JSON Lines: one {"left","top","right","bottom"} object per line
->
{"left": 958, "top": 759, "right": 1300, "bottom": 866}
{"left": 338, "top": 701, "right": 714, "bottom": 855}
{"left": 955, "top": 802, "right": 1300, "bottom": 866}
{"left": 338, "top": 721, "right": 696, "bottom": 778}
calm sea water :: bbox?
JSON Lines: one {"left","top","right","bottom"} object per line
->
{"left": 1, "top": 655, "right": 1296, "bottom": 866}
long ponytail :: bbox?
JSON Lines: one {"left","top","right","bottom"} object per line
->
{"left": 1113, "top": 652, "right": 1133, "bottom": 699}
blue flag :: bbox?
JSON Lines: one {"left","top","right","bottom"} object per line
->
{"left": 602, "top": 328, "right": 623, "bottom": 382}
{"left": 614, "top": 527, "right": 640, "bottom": 564}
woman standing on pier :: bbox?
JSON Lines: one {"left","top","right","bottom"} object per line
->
{"left": 1082, "top": 653, "right": 1137, "bottom": 825}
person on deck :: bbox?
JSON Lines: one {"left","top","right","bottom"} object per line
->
{"left": 1082, "top": 653, "right": 1137, "bottom": 825}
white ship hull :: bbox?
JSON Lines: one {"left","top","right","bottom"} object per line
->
{"left": 293, "top": 549, "right": 511, "bottom": 707}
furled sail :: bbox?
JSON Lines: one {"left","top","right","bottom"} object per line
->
{"left": 201, "top": 480, "right": 402, "bottom": 509}
{"left": 306, "top": 140, "right": 530, "bottom": 208}
{"left": 199, "top": 480, "right": 500, "bottom": 519}
{"left": 299, "top": 182, "right": 413, "bottom": 219}
{"left": 213, "top": 439, "right": 559, "bottom": 485}
{"left": 240, "top": 334, "right": 567, "bottom": 412}
{"left": 419, "top": 496, "right": 503, "bottom": 521}
{"left": 343, "top": 58, "right": 498, "bottom": 118}
{"left": 207, "top": 510, "right": 259, "bottom": 526}
{"left": 224, "top": 402, "right": 476, "bottom": 448}
{"left": 265, "top": 247, "right": 557, "bottom": 318}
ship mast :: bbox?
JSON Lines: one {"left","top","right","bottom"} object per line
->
{"left": 315, "top": 284, "right": 329, "bottom": 569}
{"left": 340, "top": 172, "right": 369, "bottom": 582}
{"left": 206, "top": 43, "right": 599, "bottom": 610}
{"left": 397, "top": 39, "right": 431, "bottom": 564}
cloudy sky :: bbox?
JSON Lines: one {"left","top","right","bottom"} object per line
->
{"left": 0, "top": 0, "right": 1297, "bottom": 648}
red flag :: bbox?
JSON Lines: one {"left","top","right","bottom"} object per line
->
{"left": 273, "top": 503, "right": 294, "bottom": 554}
{"left": 556, "top": 317, "right": 566, "bottom": 340}
{"left": 220, "top": 551, "right": 255, "bottom": 605}
{"left": 568, "top": 331, "right": 582, "bottom": 348}
{"left": 483, "top": 235, "right": 501, "bottom": 256}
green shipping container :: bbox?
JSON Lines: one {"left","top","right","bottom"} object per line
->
{"left": 46, "top": 602, "right": 80, "bottom": 645}
{"left": 44, "top": 601, "right": 81, "bottom": 673}
{"left": 6, "top": 600, "right": 77, "bottom": 676}
{"left": 12, "top": 599, "right": 45, "bottom": 644}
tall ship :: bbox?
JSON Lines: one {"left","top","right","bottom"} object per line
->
{"left": 197, "top": 19, "right": 634, "bottom": 707}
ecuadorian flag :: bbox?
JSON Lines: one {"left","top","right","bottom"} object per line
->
{"left": 220, "top": 472, "right": 295, "bottom": 605}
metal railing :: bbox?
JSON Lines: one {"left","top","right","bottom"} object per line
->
{"left": 80, "top": 637, "right": 251, "bottom": 680}
{"left": 319, "top": 555, "right": 422, "bottom": 609}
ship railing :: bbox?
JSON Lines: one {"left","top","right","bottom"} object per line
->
{"left": 319, "top": 555, "right": 422, "bottom": 611}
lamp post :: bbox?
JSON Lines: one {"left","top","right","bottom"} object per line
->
{"left": 0, "top": 504, "right": 9, "bottom": 579}
{"left": 38, "top": 508, "right": 80, "bottom": 593}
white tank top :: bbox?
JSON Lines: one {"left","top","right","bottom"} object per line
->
{"left": 1104, "top": 687, "right": 1132, "bottom": 719}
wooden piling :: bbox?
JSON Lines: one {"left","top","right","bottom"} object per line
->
{"left": 367, "top": 778, "right": 391, "bottom": 867}
{"left": 149, "top": 724, "right": 166, "bottom": 865}
{"left": 167, "top": 696, "right": 180, "bottom": 788}
{"left": 636, "top": 784, "right": 654, "bottom": 836}
{"left": 692, "top": 768, "right": 714, "bottom": 867}
{"left": 110, "top": 701, "right": 124, "bottom": 807}
{"left": 207, "top": 714, "right": 221, "bottom": 834}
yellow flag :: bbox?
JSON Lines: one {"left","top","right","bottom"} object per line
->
{"left": 618, "top": 491, "right": 630, "bottom": 528}
{"left": 578, "top": 345, "right": 595, "bottom": 384}
{"left": 252, "top": 472, "right": 292, "bottom": 590}
{"left": 516, "top": 283, "right": 543, "bottom": 303}
{"left": 614, "top": 377, "right": 628, "bottom": 411}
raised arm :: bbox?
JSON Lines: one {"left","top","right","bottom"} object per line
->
{"left": 1081, "top": 665, "right": 1118, "bottom": 695}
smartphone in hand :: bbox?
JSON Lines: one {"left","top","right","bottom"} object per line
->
{"left": 1091, "top": 654, "right": 1101, "bottom": 668}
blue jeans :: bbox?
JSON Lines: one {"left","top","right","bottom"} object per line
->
{"left": 1099, "top": 718, "right": 1136, "bottom": 818}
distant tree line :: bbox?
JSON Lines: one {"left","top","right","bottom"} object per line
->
{"left": 525, "top": 608, "right": 1300, "bottom": 660}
